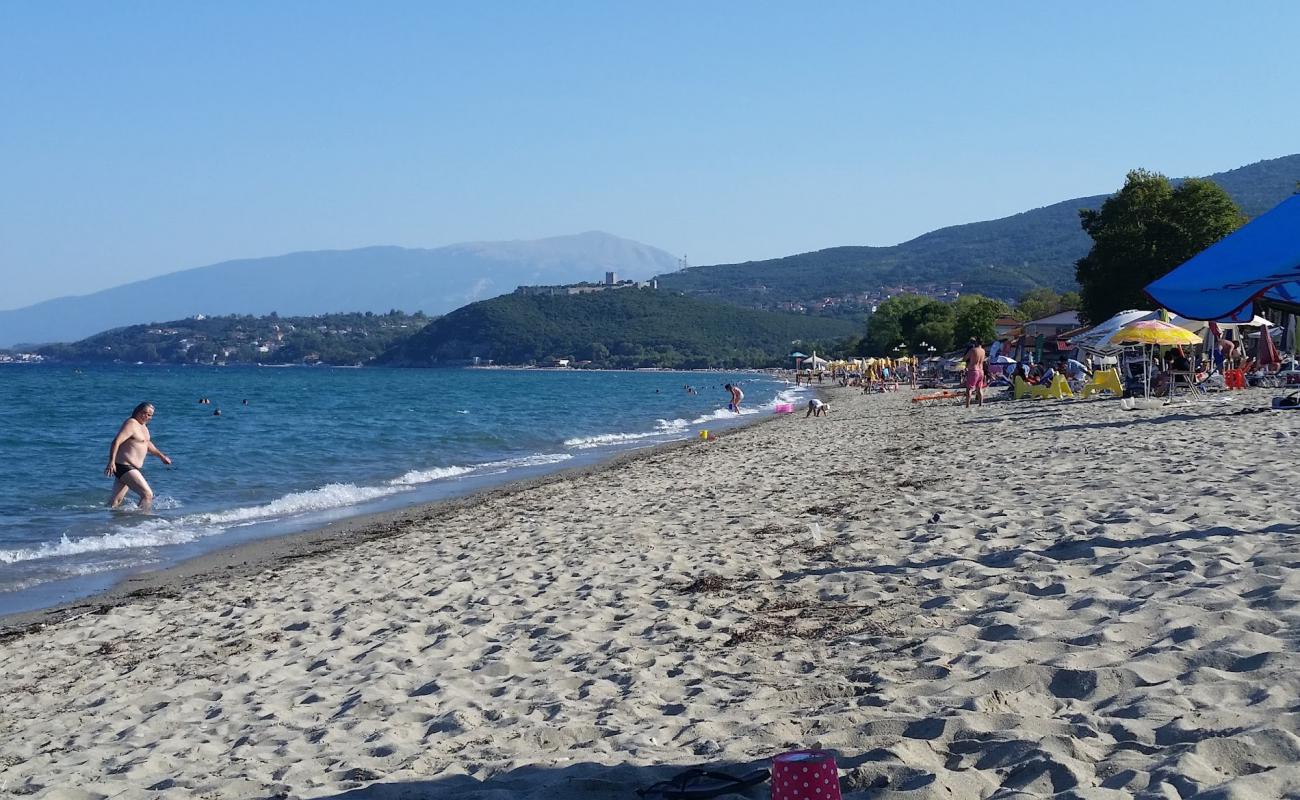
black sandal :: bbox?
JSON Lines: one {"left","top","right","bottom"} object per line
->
{"left": 637, "top": 767, "right": 771, "bottom": 799}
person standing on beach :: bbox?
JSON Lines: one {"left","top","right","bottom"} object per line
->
{"left": 106, "top": 402, "right": 171, "bottom": 511}
{"left": 964, "top": 339, "right": 987, "bottom": 408}
{"left": 724, "top": 383, "right": 744, "bottom": 413}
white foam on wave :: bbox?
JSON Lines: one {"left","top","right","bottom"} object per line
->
{"left": 0, "top": 523, "right": 217, "bottom": 564}
{"left": 655, "top": 418, "right": 690, "bottom": 432}
{"left": 773, "top": 386, "right": 809, "bottom": 405}
{"left": 690, "top": 405, "right": 760, "bottom": 424}
{"left": 4, "top": 452, "right": 581, "bottom": 568}
{"left": 193, "top": 483, "right": 405, "bottom": 526}
{"left": 389, "top": 452, "right": 572, "bottom": 485}
{"left": 389, "top": 465, "right": 475, "bottom": 486}
{"left": 566, "top": 387, "right": 790, "bottom": 450}
{"left": 481, "top": 452, "right": 574, "bottom": 469}
{"left": 564, "top": 430, "right": 672, "bottom": 449}
{"left": 0, "top": 482, "right": 406, "bottom": 565}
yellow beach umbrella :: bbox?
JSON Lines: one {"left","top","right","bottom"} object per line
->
{"left": 1109, "top": 319, "right": 1202, "bottom": 347}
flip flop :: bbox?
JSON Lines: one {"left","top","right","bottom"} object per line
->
{"left": 637, "top": 767, "right": 771, "bottom": 799}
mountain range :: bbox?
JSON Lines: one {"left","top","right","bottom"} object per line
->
{"left": 0, "top": 232, "right": 679, "bottom": 347}
{"left": 654, "top": 154, "right": 1300, "bottom": 308}
{"left": 4, "top": 154, "right": 1297, "bottom": 348}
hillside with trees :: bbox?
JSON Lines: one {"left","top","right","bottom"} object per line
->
{"left": 37, "top": 311, "right": 431, "bottom": 365}
{"left": 655, "top": 154, "right": 1300, "bottom": 311}
{"left": 379, "top": 289, "right": 858, "bottom": 369}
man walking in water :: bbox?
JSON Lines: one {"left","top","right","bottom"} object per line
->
{"left": 106, "top": 402, "right": 171, "bottom": 510}
{"left": 964, "top": 339, "right": 988, "bottom": 408}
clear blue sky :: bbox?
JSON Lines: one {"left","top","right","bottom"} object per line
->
{"left": 2, "top": 1, "right": 1297, "bottom": 309}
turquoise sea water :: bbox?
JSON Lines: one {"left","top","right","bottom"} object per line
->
{"left": 0, "top": 365, "right": 802, "bottom": 614}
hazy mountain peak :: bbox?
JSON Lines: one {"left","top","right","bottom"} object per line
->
{"left": 0, "top": 233, "right": 681, "bottom": 347}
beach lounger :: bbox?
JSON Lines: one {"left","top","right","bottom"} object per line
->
{"left": 911, "top": 390, "right": 960, "bottom": 403}
{"left": 1012, "top": 376, "right": 1034, "bottom": 400}
{"left": 1030, "top": 374, "right": 1073, "bottom": 400}
{"left": 1080, "top": 368, "right": 1123, "bottom": 399}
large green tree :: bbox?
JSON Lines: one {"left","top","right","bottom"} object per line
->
{"left": 954, "top": 295, "right": 1011, "bottom": 345}
{"left": 1075, "top": 169, "right": 1243, "bottom": 323}
{"left": 864, "top": 294, "right": 956, "bottom": 355}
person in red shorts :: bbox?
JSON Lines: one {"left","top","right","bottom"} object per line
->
{"left": 964, "top": 339, "right": 987, "bottom": 408}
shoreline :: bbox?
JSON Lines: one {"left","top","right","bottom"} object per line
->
{"left": 0, "top": 400, "right": 783, "bottom": 639}
{"left": 7, "top": 386, "right": 1297, "bottom": 799}
{"left": 0, "top": 366, "right": 796, "bottom": 625}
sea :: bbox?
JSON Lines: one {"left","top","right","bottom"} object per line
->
{"left": 0, "top": 365, "right": 804, "bottom": 616}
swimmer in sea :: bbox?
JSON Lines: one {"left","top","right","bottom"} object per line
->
{"left": 106, "top": 402, "right": 171, "bottom": 511}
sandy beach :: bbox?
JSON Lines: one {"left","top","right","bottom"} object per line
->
{"left": 4, "top": 386, "right": 1300, "bottom": 799}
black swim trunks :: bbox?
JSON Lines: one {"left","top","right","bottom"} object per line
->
{"left": 113, "top": 463, "right": 140, "bottom": 479}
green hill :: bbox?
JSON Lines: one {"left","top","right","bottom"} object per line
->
{"left": 37, "top": 311, "right": 431, "bottom": 365}
{"left": 378, "top": 289, "right": 859, "bottom": 369}
{"left": 656, "top": 154, "right": 1300, "bottom": 308}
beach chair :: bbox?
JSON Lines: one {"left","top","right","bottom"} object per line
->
{"left": 1080, "top": 368, "right": 1123, "bottom": 399}
{"left": 1030, "top": 374, "right": 1073, "bottom": 400}
{"left": 1225, "top": 369, "right": 1247, "bottom": 390}
{"left": 1012, "top": 376, "right": 1034, "bottom": 400}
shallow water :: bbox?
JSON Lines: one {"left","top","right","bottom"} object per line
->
{"left": 0, "top": 364, "right": 802, "bottom": 613}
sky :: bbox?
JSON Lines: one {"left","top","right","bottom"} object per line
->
{"left": 2, "top": 1, "right": 1298, "bottom": 310}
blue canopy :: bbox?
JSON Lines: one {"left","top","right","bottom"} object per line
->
{"left": 1145, "top": 194, "right": 1300, "bottom": 320}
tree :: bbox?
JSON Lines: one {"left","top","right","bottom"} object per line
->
{"left": 1015, "top": 288, "right": 1061, "bottom": 322}
{"left": 1059, "top": 291, "right": 1081, "bottom": 311}
{"left": 864, "top": 294, "right": 960, "bottom": 355}
{"left": 953, "top": 295, "right": 1011, "bottom": 345}
{"left": 864, "top": 295, "right": 929, "bottom": 355}
{"left": 1075, "top": 169, "right": 1242, "bottom": 323}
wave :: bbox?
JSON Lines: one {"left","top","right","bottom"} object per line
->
{"left": 2, "top": 452, "right": 577, "bottom": 567}
{"left": 0, "top": 523, "right": 217, "bottom": 564}
{"left": 689, "top": 406, "right": 761, "bottom": 424}
{"left": 389, "top": 453, "right": 572, "bottom": 485}
{"left": 772, "top": 386, "right": 809, "bottom": 405}
{"left": 192, "top": 483, "right": 405, "bottom": 526}
{"left": 0, "top": 482, "right": 404, "bottom": 565}
{"left": 564, "top": 430, "right": 674, "bottom": 449}
{"left": 481, "top": 452, "right": 573, "bottom": 470}
{"left": 565, "top": 397, "right": 790, "bottom": 451}
{"left": 389, "top": 465, "right": 475, "bottom": 486}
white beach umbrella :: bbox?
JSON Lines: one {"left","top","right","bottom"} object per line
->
{"left": 1070, "top": 310, "right": 1152, "bottom": 353}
